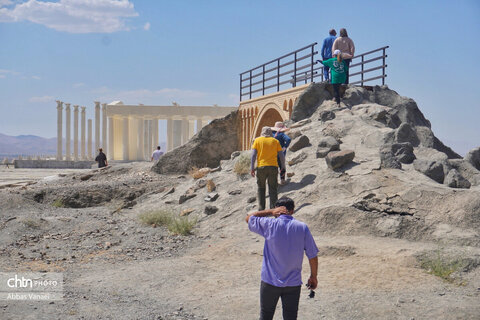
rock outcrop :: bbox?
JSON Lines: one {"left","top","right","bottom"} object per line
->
{"left": 152, "top": 112, "right": 240, "bottom": 174}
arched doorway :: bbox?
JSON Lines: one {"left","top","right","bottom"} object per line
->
{"left": 253, "top": 104, "right": 285, "bottom": 138}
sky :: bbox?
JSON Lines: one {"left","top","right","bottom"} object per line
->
{"left": 0, "top": 0, "right": 479, "bottom": 155}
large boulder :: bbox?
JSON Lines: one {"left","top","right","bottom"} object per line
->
{"left": 413, "top": 159, "right": 445, "bottom": 183}
{"left": 316, "top": 136, "right": 340, "bottom": 158}
{"left": 289, "top": 135, "right": 310, "bottom": 152}
{"left": 395, "top": 123, "right": 419, "bottom": 146}
{"left": 444, "top": 169, "right": 471, "bottom": 189}
{"left": 291, "top": 82, "right": 331, "bottom": 121}
{"left": 152, "top": 111, "right": 240, "bottom": 174}
{"left": 448, "top": 159, "right": 480, "bottom": 186}
{"left": 465, "top": 147, "right": 480, "bottom": 171}
{"left": 392, "top": 142, "right": 415, "bottom": 164}
{"left": 380, "top": 145, "right": 402, "bottom": 169}
{"left": 325, "top": 150, "right": 355, "bottom": 170}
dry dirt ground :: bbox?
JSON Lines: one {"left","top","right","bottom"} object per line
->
{"left": 1, "top": 161, "right": 479, "bottom": 320}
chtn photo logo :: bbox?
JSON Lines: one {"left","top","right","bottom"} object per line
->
{"left": 7, "top": 275, "right": 33, "bottom": 288}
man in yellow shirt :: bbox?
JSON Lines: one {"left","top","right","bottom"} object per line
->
{"left": 251, "top": 127, "right": 286, "bottom": 210}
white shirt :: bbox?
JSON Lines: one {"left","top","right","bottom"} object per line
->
{"left": 151, "top": 150, "right": 164, "bottom": 161}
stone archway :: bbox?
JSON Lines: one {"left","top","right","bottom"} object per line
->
{"left": 253, "top": 103, "right": 285, "bottom": 139}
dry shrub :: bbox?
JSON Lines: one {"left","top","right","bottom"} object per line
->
{"left": 234, "top": 153, "right": 251, "bottom": 177}
{"left": 188, "top": 166, "right": 210, "bottom": 179}
{"left": 206, "top": 179, "right": 216, "bottom": 192}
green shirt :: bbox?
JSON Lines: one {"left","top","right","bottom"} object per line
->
{"left": 322, "top": 58, "right": 348, "bottom": 84}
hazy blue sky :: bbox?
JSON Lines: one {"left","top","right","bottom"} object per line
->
{"left": 0, "top": 0, "right": 479, "bottom": 155}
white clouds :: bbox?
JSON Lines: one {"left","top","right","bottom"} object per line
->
{"left": 0, "top": 0, "right": 13, "bottom": 8}
{"left": 31, "top": 75, "right": 41, "bottom": 80}
{"left": 72, "top": 82, "right": 85, "bottom": 88}
{"left": 143, "top": 21, "right": 150, "bottom": 31}
{"left": 29, "top": 95, "right": 54, "bottom": 103}
{"left": 0, "top": 0, "right": 139, "bottom": 33}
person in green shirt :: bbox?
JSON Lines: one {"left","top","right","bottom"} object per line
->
{"left": 318, "top": 49, "right": 348, "bottom": 105}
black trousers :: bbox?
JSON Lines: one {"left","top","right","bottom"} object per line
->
{"left": 260, "top": 281, "right": 301, "bottom": 320}
{"left": 333, "top": 83, "right": 341, "bottom": 104}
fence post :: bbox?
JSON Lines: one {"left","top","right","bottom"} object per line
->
{"left": 361, "top": 55, "right": 364, "bottom": 86}
{"left": 249, "top": 70, "right": 252, "bottom": 99}
{"left": 262, "top": 65, "right": 265, "bottom": 96}
{"left": 240, "top": 73, "right": 242, "bottom": 102}
{"left": 382, "top": 48, "right": 386, "bottom": 85}
{"left": 311, "top": 45, "right": 314, "bottom": 83}
{"left": 277, "top": 59, "right": 280, "bottom": 92}
{"left": 293, "top": 52, "right": 297, "bottom": 87}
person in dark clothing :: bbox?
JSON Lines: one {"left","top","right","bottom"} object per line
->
{"left": 95, "top": 148, "right": 108, "bottom": 168}
{"left": 320, "top": 29, "right": 337, "bottom": 82}
{"left": 271, "top": 122, "right": 291, "bottom": 185}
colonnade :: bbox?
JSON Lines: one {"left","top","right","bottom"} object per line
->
{"left": 56, "top": 101, "right": 237, "bottom": 161}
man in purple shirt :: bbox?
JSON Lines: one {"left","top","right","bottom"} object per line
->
{"left": 245, "top": 197, "right": 319, "bottom": 320}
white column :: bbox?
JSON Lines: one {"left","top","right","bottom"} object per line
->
{"left": 181, "top": 118, "right": 189, "bottom": 145}
{"left": 102, "top": 103, "right": 107, "bottom": 152}
{"left": 108, "top": 117, "right": 114, "bottom": 161}
{"left": 65, "top": 103, "right": 71, "bottom": 160}
{"left": 56, "top": 100, "right": 63, "bottom": 160}
{"left": 167, "top": 118, "right": 173, "bottom": 151}
{"left": 81, "top": 107, "right": 86, "bottom": 160}
{"left": 88, "top": 119, "right": 93, "bottom": 160}
{"left": 147, "top": 120, "right": 152, "bottom": 157}
{"left": 94, "top": 101, "right": 100, "bottom": 152}
{"left": 188, "top": 120, "right": 194, "bottom": 139}
{"left": 143, "top": 120, "right": 148, "bottom": 159}
{"left": 196, "top": 118, "right": 204, "bottom": 134}
{"left": 73, "top": 105, "right": 79, "bottom": 160}
{"left": 122, "top": 117, "right": 129, "bottom": 161}
{"left": 153, "top": 119, "right": 159, "bottom": 149}
{"left": 137, "top": 117, "right": 144, "bottom": 160}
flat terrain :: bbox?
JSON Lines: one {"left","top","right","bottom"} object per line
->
{"left": 1, "top": 162, "right": 479, "bottom": 320}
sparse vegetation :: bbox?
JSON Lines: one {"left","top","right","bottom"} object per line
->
{"left": 52, "top": 199, "right": 64, "bottom": 208}
{"left": 206, "top": 179, "right": 216, "bottom": 192}
{"left": 188, "top": 166, "right": 210, "bottom": 179}
{"left": 21, "top": 218, "right": 40, "bottom": 229}
{"left": 418, "top": 250, "right": 467, "bottom": 283}
{"left": 234, "top": 153, "right": 251, "bottom": 177}
{"left": 138, "top": 210, "right": 197, "bottom": 236}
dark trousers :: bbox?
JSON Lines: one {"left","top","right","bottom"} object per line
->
{"left": 333, "top": 83, "right": 341, "bottom": 104}
{"left": 256, "top": 166, "right": 278, "bottom": 210}
{"left": 260, "top": 281, "right": 301, "bottom": 320}
{"left": 277, "top": 154, "right": 286, "bottom": 181}
{"left": 344, "top": 59, "right": 351, "bottom": 84}
{"left": 323, "top": 65, "right": 330, "bottom": 82}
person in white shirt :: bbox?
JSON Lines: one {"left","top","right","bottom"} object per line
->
{"left": 151, "top": 146, "right": 164, "bottom": 162}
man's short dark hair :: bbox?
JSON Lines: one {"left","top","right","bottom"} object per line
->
{"left": 157, "top": 146, "right": 161, "bottom": 150}
{"left": 275, "top": 197, "right": 295, "bottom": 211}
{"left": 329, "top": 29, "right": 336, "bottom": 36}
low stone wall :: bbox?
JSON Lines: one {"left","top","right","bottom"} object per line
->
{"left": 14, "top": 160, "right": 95, "bottom": 169}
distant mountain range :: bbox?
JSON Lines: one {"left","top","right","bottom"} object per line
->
{"left": 0, "top": 133, "right": 57, "bottom": 157}
{"left": 0, "top": 133, "right": 168, "bottom": 159}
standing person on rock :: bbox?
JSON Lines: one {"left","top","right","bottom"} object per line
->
{"left": 95, "top": 148, "right": 108, "bottom": 168}
{"left": 332, "top": 28, "right": 355, "bottom": 84}
{"left": 271, "top": 122, "right": 291, "bottom": 185}
{"left": 320, "top": 28, "right": 337, "bottom": 82}
{"left": 245, "top": 197, "right": 319, "bottom": 320}
{"left": 251, "top": 127, "right": 286, "bottom": 210}
{"left": 318, "top": 50, "right": 348, "bottom": 106}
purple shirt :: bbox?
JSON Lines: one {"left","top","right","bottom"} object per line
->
{"left": 249, "top": 215, "right": 319, "bottom": 287}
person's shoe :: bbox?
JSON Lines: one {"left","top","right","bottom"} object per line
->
{"left": 280, "top": 179, "right": 287, "bottom": 185}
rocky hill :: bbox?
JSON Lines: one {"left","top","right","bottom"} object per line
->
{"left": 1, "top": 84, "right": 479, "bottom": 319}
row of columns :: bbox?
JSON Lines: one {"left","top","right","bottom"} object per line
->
{"left": 56, "top": 100, "right": 107, "bottom": 161}
{"left": 57, "top": 101, "right": 211, "bottom": 161}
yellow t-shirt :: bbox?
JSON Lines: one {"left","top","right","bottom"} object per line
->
{"left": 252, "top": 136, "right": 282, "bottom": 167}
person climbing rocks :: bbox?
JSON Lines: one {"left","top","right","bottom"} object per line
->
{"left": 318, "top": 49, "right": 348, "bottom": 106}
{"left": 332, "top": 28, "right": 355, "bottom": 84}
{"left": 245, "top": 196, "right": 319, "bottom": 320}
{"left": 95, "top": 148, "right": 108, "bottom": 168}
{"left": 251, "top": 127, "right": 286, "bottom": 210}
{"left": 271, "top": 122, "right": 291, "bottom": 185}
{"left": 320, "top": 28, "right": 337, "bottom": 82}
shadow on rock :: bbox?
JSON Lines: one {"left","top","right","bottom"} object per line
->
{"left": 280, "top": 174, "right": 316, "bottom": 192}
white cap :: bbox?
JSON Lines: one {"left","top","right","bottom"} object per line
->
{"left": 333, "top": 49, "right": 341, "bottom": 56}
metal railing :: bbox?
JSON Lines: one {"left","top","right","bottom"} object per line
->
{"left": 240, "top": 44, "right": 389, "bottom": 101}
